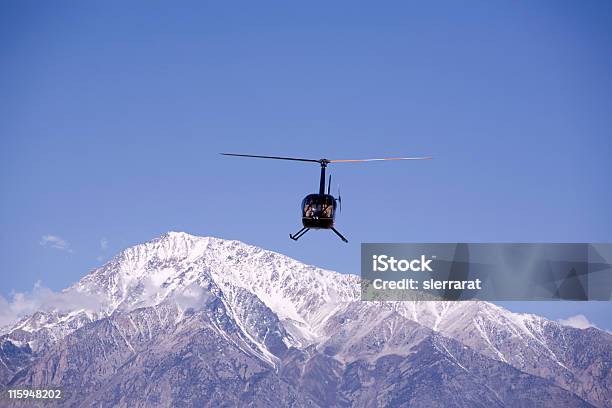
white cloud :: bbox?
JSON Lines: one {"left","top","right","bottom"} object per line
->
{"left": 558, "top": 314, "right": 597, "bottom": 330}
{"left": 175, "top": 284, "right": 211, "bottom": 310}
{"left": 0, "top": 281, "right": 107, "bottom": 327}
{"left": 40, "top": 234, "right": 73, "bottom": 253}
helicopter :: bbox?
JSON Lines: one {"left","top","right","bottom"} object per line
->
{"left": 221, "top": 153, "right": 432, "bottom": 243}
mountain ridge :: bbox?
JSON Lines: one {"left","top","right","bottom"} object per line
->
{"left": 1, "top": 232, "right": 610, "bottom": 407}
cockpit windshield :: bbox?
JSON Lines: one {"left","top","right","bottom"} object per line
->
{"left": 302, "top": 194, "right": 336, "bottom": 219}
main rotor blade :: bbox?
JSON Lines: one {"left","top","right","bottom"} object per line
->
{"left": 221, "top": 153, "right": 320, "bottom": 163}
{"left": 329, "top": 156, "right": 432, "bottom": 163}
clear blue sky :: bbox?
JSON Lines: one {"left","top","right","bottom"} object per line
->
{"left": 1, "top": 1, "right": 611, "bottom": 329}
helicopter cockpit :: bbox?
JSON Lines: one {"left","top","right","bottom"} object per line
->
{"left": 301, "top": 194, "right": 336, "bottom": 229}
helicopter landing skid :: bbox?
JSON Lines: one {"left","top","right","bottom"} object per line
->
{"left": 290, "top": 226, "right": 310, "bottom": 241}
{"left": 290, "top": 226, "right": 348, "bottom": 243}
{"left": 330, "top": 227, "right": 349, "bottom": 243}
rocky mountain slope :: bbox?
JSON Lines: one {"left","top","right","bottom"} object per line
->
{"left": 1, "top": 232, "right": 610, "bottom": 407}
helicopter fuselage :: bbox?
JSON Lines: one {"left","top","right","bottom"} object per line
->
{"left": 301, "top": 193, "right": 337, "bottom": 229}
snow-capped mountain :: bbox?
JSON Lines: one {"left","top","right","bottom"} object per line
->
{"left": 1, "top": 232, "right": 610, "bottom": 407}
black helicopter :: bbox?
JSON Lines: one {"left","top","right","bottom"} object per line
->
{"left": 221, "top": 153, "right": 432, "bottom": 243}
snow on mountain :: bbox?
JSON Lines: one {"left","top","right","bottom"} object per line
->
{"left": 1, "top": 232, "right": 610, "bottom": 407}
